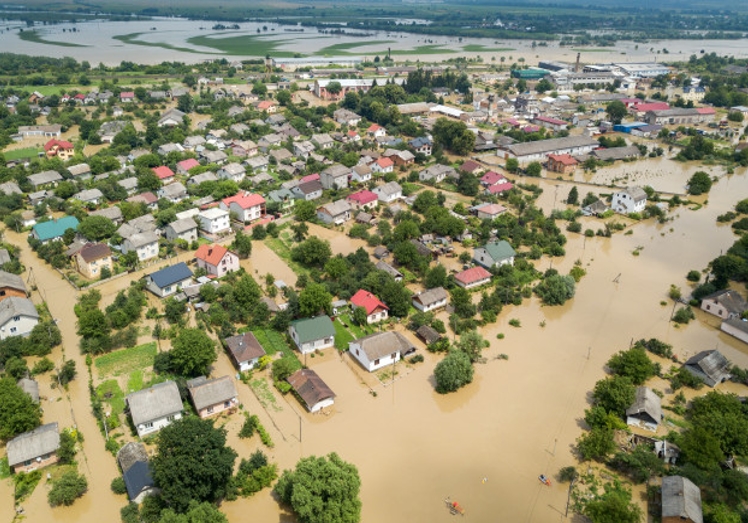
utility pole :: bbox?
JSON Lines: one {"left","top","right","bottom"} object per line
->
{"left": 565, "top": 477, "right": 575, "bottom": 517}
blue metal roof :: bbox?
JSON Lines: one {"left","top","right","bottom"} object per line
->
{"left": 148, "top": 262, "right": 193, "bottom": 288}
{"left": 123, "top": 460, "right": 154, "bottom": 501}
{"left": 32, "top": 216, "right": 79, "bottom": 241}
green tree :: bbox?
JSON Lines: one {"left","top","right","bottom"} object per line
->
{"left": 352, "top": 306, "right": 368, "bottom": 327}
{"left": 679, "top": 426, "right": 724, "bottom": 470}
{"left": 577, "top": 427, "right": 616, "bottom": 462}
{"left": 232, "top": 230, "right": 252, "bottom": 259}
{"left": 506, "top": 158, "right": 519, "bottom": 173}
{"left": 275, "top": 453, "right": 361, "bottom": 523}
{"left": 158, "top": 502, "right": 229, "bottom": 523}
{"left": 294, "top": 200, "right": 317, "bottom": 222}
{"left": 291, "top": 237, "right": 332, "bottom": 269}
{"left": 0, "top": 377, "right": 42, "bottom": 440}
{"left": 169, "top": 328, "right": 216, "bottom": 377}
{"left": 525, "top": 161, "right": 542, "bottom": 177}
{"left": 583, "top": 480, "right": 642, "bottom": 523}
{"left": 432, "top": 117, "right": 475, "bottom": 155}
{"left": 298, "top": 283, "right": 333, "bottom": 317}
{"left": 609, "top": 445, "right": 664, "bottom": 483}
{"left": 455, "top": 329, "right": 489, "bottom": 363}
{"left": 687, "top": 170, "right": 713, "bottom": 195}
{"left": 434, "top": 350, "right": 474, "bottom": 393}
{"left": 606, "top": 347, "right": 658, "bottom": 385}
{"left": 605, "top": 100, "right": 627, "bottom": 124}
{"left": 78, "top": 215, "right": 117, "bottom": 241}
{"left": 48, "top": 470, "right": 88, "bottom": 507}
{"left": 457, "top": 171, "right": 480, "bottom": 196}
{"left": 567, "top": 186, "right": 579, "bottom": 205}
{"left": 534, "top": 274, "right": 575, "bottom": 305}
{"left": 424, "top": 264, "right": 447, "bottom": 289}
{"left": 687, "top": 391, "right": 748, "bottom": 458}
{"left": 164, "top": 297, "right": 187, "bottom": 324}
{"left": 592, "top": 376, "right": 636, "bottom": 417}
{"left": 151, "top": 418, "right": 237, "bottom": 513}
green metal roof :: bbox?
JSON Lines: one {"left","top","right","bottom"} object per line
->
{"left": 32, "top": 216, "right": 79, "bottom": 241}
{"left": 484, "top": 240, "right": 516, "bottom": 262}
{"left": 291, "top": 315, "right": 335, "bottom": 344}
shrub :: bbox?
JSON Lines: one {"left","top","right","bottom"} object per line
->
{"left": 239, "top": 413, "right": 258, "bottom": 439}
{"left": 409, "top": 354, "right": 425, "bottom": 364}
{"left": 670, "top": 366, "right": 703, "bottom": 390}
{"left": 111, "top": 477, "right": 127, "bottom": 495}
{"left": 686, "top": 270, "right": 701, "bottom": 282}
{"left": 508, "top": 318, "right": 521, "bottom": 327}
{"left": 434, "top": 350, "right": 474, "bottom": 394}
{"left": 48, "top": 471, "right": 88, "bottom": 507}
{"left": 31, "top": 357, "right": 55, "bottom": 375}
{"left": 673, "top": 306, "right": 695, "bottom": 324}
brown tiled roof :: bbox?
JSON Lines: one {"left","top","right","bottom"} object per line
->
{"left": 224, "top": 332, "right": 266, "bottom": 364}
{"left": 78, "top": 242, "right": 111, "bottom": 262}
{"left": 287, "top": 369, "right": 335, "bottom": 409}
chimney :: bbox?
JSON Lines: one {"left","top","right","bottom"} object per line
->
{"left": 575, "top": 53, "right": 581, "bottom": 73}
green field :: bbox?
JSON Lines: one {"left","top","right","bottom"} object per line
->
{"left": 96, "top": 379, "right": 126, "bottom": 419}
{"left": 187, "top": 33, "right": 299, "bottom": 57}
{"left": 94, "top": 342, "right": 158, "bottom": 378}
{"left": 251, "top": 328, "right": 295, "bottom": 359}
{"left": 570, "top": 48, "right": 613, "bottom": 53}
{"left": 332, "top": 318, "right": 354, "bottom": 351}
{"left": 264, "top": 235, "right": 309, "bottom": 277}
{"left": 19, "top": 30, "right": 89, "bottom": 48}
{"left": 316, "top": 40, "right": 393, "bottom": 56}
{"left": 462, "top": 44, "right": 515, "bottom": 53}
{"left": 113, "top": 32, "right": 203, "bottom": 54}
{"left": 381, "top": 44, "right": 456, "bottom": 56}
{"left": 4, "top": 147, "right": 42, "bottom": 161}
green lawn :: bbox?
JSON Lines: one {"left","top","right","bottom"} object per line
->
{"left": 187, "top": 34, "right": 299, "bottom": 57}
{"left": 378, "top": 44, "right": 456, "bottom": 56}
{"left": 338, "top": 313, "right": 374, "bottom": 339}
{"left": 4, "top": 147, "right": 42, "bottom": 161}
{"left": 264, "top": 236, "right": 309, "bottom": 277}
{"left": 94, "top": 342, "right": 157, "bottom": 378}
{"left": 462, "top": 44, "right": 515, "bottom": 52}
{"left": 332, "top": 319, "right": 355, "bottom": 351}
{"left": 96, "top": 379, "right": 126, "bottom": 419}
{"left": 19, "top": 30, "right": 89, "bottom": 48}
{"left": 251, "top": 328, "right": 296, "bottom": 359}
{"left": 14, "top": 85, "right": 71, "bottom": 96}
{"left": 316, "top": 40, "right": 393, "bottom": 56}
{"left": 126, "top": 369, "right": 144, "bottom": 394}
{"left": 249, "top": 378, "right": 283, "bottom": 412}
{"left": 113, "top": 32, "right": 203, "bottom": 55}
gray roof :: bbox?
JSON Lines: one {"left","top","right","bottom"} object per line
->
{"left": 187, "top": 375, "right": 238, "bottom": 411}
{"left": 287, "top": 369, "right": 335, "bottom": 409}
{"left": 225, "top": 332, "right": 266, "bottom": 364}
{"left": 68, "top": 163, "right": 91, "bottom": 177}
{"left": 592, "top": 146, "right": 641, "bottom": 161}
{"left": 6, "top": 422, "right": 59, "bottom": 467}
{"left": 166, "top": 217, "right": 197, "bottom": 234}
{"left": 661, "top": 476, "right": 703, "bottom": 523}
{"left": 416, "top": 325, "right": 441, "bottom": 345}
{"left": 0, "top": 270, "right": 27, "bottom": 293}
{"left": 374, "top": 181, "right": 402, "bottom": 197}
{"left": 189, "top": 171, "right": 218, "bottom": 185}
{"left": 413, "top": 287, "right": 448, "bottom": 307}
{"left": 118, "top": 177, "right": 138, "bottom": 190}
{"left": 322, "top": 164, "right": 350, "bottom": 178}
{"left": 420, "top": 164, "right": 457, "bottom": 180}
{"left": 504, "top": 136, "right": 598, "bottom": 157}
{"left": 17, "top": 378, "right": 39, "bottom": 403}
{"left": 0, "top": 249, "right": 9, "bottom": 265}
{"left": 619, "top": 186, "right": 648, "bottom": 202}
{"left": 319, "top": 199, "right": 351, "bottom": 217}
{"left": 126, "top": 381, "right": 183, "bottom": 427}
{"left": 28, "top": 170, "right": 63, "bottom": 187}
{"left": 117, "top": 441, "right": 149, "bottom": 474}
{"left": 376, "top": 261, "right": 402, "bottom": 279}
{"left": 354, "top": 331, "right": 414, "bottom": 360}
{"left": 159, "top": 182, "right": 187, "bottom": 198}
{"left": 91, "top": 206, "right": 123, "bottom": 222}
{"left": 126, "top": 231, "right": 160, "bottom": 249}
{"left": 0, "top": 297, "right": 39, "bottom": 326}
{"left": 625, "top": 386, "right": 661, "bottom": 424}
{"left": 684, "top": 350, "right": 730, "bottom": 387}
{"left": 74, "top": 188, "right": 104, "bottom": 202}
{"left": 0, "top": 181, "right": 22, "bottom": 195}
{"left": 703, "top": 289, "right": 747, "bottom": 315}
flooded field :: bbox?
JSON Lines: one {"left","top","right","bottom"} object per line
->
{"left": 2, "top": 157, "right": 748, "bottom": 522}
{"left": 1, "top": 16, "right": 748, "bottom": 65}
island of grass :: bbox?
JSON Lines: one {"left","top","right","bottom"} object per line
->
{"left": 19, "top": 30, "right": 89, "bottom": 48}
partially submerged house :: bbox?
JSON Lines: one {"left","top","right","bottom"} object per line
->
{"left": 700, "top": 289, "right": 747, "bottom": 320}
{"left": 187, "top": 376, "right": 239, "bottom": 419}
{"left": 721, "top": 317, "right": 748, "bottom": 345}
{"left": 661, "top": 476, "right": 703, "bottom": 523}
{"left": 611, "top": 186, "right": 647, "bottom": 214}
{"left": 348, "top": 331, "right": 415, "bottom": 372}
{"left": 288, "top": 315, "right": 335, "bottom": 354}
{"left": 287, "top": 369, "right": 336, "bottom": 413}
{"left": 126, "top": 381, "right": 184, "bottom": 438}
{"left": 117, "top": 442, "right": 158, "bottom": 504}
{"left": 349, "top": 289, "right": 389, "bottom": 324}
{"left": 224, "top": 332, "right": 266, "bottom": 372}
{"left": 625, "top": 386, "right": 662, "bottom": 432}
{"left": 473, "top": 240, "right": 516, "bottom": 269}
{"left": 683, "top": 350, "right": 730, "bottom": 387}
{"left": 6, "top": 422, "right": 60, "bottom": 473}
{"left": 454, "top": 266, "right": 492, "bottom": 289}
{"left": 145, "top": 262, "right": 193, "bottom": 298}
{"left": 412, "top": 287, "right": 448, "bottom": 313}
{"left": 0, "top": 297, "right": 39, "bottom": 340}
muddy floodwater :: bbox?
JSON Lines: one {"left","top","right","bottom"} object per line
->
{"left": 2, "top": 157, "right": 748, "bottom": 522}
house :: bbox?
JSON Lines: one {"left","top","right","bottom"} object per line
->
{"left": 176, "top": 158, "right": 200, "bottom": 175}
{"left": 145, "top": 262, "right": 193, "bottom": 298}
{"left": 454, "top": 266, "right": 492, "bottom": 289}
{"left": 71, "top": 243, "right": 113, "bottom": 279}
{"left": 532, "top": 115, "right": 568, "bottom": 132}
{"left": 73, "top": 188, "right": 104, "bottom": 206}
{"left": 157, "top": 182, "right": 188, "bottom": 204}
{"left": 267, "top": 188, "right": 296, "bottom": 216}
{"left": 120, "top": 91, "right": 135, "bottom": 103}
{"left": 194, "top": 244, "right": 240, "bottom": 277}
{"left": 6, "top": 422, "right": 59, "bottom": 474}
{"left": 351, "top": 164, "right": 372, "bottom": 184}
{"left": 700, "top": 289, "right": 747, "bottom": 320}
{"left": 157, "top": 108, "right": 186, "bottom": 127}
{"left": 152, "top": 166, "right": 175, "bottom": 183}
{"left": 224, "top": 332, "right": 266, "bottom": 372}
{"left": 157, "top": 143, "right": 184, "bottom": 156}
{"left": 373, "top": 181, "right": 403, "bottom": 203}
{"left": 244, "top": 155, "right": 269, "bottom": 172}
{"left": 412, "top": 287, "right": 448, "bottom": 312}
{"left": 0, "top": 271, "right": 27, "bottom": 301}
{"left": 188, "top": 171, "right": 218, "bottom": 186}
{"left": 333, "top": 108, "right": 361, "bottom": 126}
{"left": 625, "top": 386, "right": 662, "bottom": 432}
{"left": 611, "top": 186, "right": 647, "bottom": 214}
{"left": 347, "top": 190, "right": 378, "bottom": 211}
{"left": 288, "top": 315, "right": 336, "bottom": 354}
{"left": 371, "top": 157, "right": 394, "bottom": 174}
{"left": 348, "top": 331, "right": 415, "bottom": 372}
{"left": 373, "top": 246, "right": 389, "bottom": 260}
{"left": 118, "top": 177, "right": 139, "bottom": 195}
{"left": 367, "top": 124, "right": 386, "bottom": 138}
{"left": 721, "top": 317, "right": 748, "bottom": 344}
{"left": 117, "top": 442, "right": 157, "bottom": 504}
{"left": 419, "top": 164, "right": 456, "bottom": 183}
{"left": 384, "top": 149, "right": 415, "bottom": 167}
{"left": 293, "top": 141, "right": 316, "bottom": 159}
{"left": 123, "top": 231, "right": 160, "bottom": 262}
{"left": 31, "top": 216, "right": 79, "bottom": 243}
{"left": 321, "top": 164, "right": 350, "bottom": 190}
{"left": 582, "top": 199, "right": 609, "bottom": 216}
{"left": 68, "top": 163, "right": 92, "bottom": 179}
{"left": 376, "top": 261, "right": 403, "bottom": 282}
{"left": 661, "top": 476, "right": 703, "bottom": 523}
{"left": 683, "top": 350, "right": 730, "bottom": 387}
{"left": 202, "top": 150, "right": 229, "bottom": 165}
{"left": 44, "top": 139, "right": 74, "bottom": 160}
{"left": 416, "top": 325, "right": 442, "bottom": 346}
{"left": 220, "top": 192, "right": 265, "bottom": 223}
{"left": 476, "top": 204, "right": 507, "bottom": 221}
{"left": 217, "top": 163, "right": 246, "bottom": 183}
{"left": 292, "top": 180, "right": 324, "bottom": 201}
{"left": 460, "top": 160, "right": 484, "bottom": 175}
{"left": 409, "top": 136, "right": 432, "bottom": 156}
{"left": 592, "top": 146, "right": 641, "bottom": 162}
{"left": 197, "top": 208, "right": 231, "bottom": 235}
{"left": 287, "top": 369, "right": 336, "bottom": 413}
{"left": 311, "top": 133, "right": 335, "bottom": 150}
{"left": 27, "top": 170, "right": 63, "bottom": 189}
{"left": 118, "top": 215, "right": 158, "bottom": 240}
{"left": 126, "top": 381, "right": 183, "bottom": 438}
{"left": 473, "top": 240, "right": 516, "bottom": 269}
{"left": 187, "top": 376, "right": 239, "bottom": 419}
{"left": 349, "top": 289, "right": 389, "bottom": 324}
{"left": 317, "top": 200, "right": 352, "bottom": 225}
{"left": 164, "top": 218, "right": 198, "bottom": 243}
{"left": 500, "top": 135, "right": 599, "bottom": 164}
{"left": 547, "top": 154, "right": 578, "bottom": 174}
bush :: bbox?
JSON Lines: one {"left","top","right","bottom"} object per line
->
{"left": 670, "top": 366, "right": 704, "bottom": 390}
{"left": 239, "top": 413, "right": 258, "bottom": 439}
{"left": 673, "top": 306, "right": 695, "bottom": 324}
{"left": 434, "top": 350, "right": 474, "bottom": 394}
{"left": 409, "top": 354, "right": 424, "bottom": 364}
{"left": 48, "top": 471, "right": 88, "bottom": 507}
{"left": 31, "top": 357, "right": 55, "bottom": 375}
{"left": 686, "top": 270, "right": 701, "bottom": 282}
{"left": 111, "top": 477, "right": 127, "bottom": 495}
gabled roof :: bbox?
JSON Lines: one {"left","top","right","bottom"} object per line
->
{"left": 287, "top": 369, "right": 335, "bottom": 408}
{"left": 662, "top": 476, "right": 703, "bottom": 523}
{"left": 296, "top": 180, "right": 323, "bottom": 195}
{"left": 375, "top": 157, "right": 394, "bottom": 168}
{"left": 152, "top": 166, "right": 175, "bottom": 180}
{"left": 354, "top": 331, "right": 414, "bottom": 360}
{"left": 350, "top": 289, "right": 388, "bottom": 315}
{"left": 126, "top": 231, "right": 160, "bottom": 249}
{"left": 480, "top": 171, "right": 506, "bottom": 185}
{"left": 123, "top": 460, "right": 154, "bottom": 502}
{"left": 290, "top": 315, "right": 335, "bottom": 344}
{"left": 32, "top": 216, "right": 79, "bottom": 241}
{"left": 177, "top": 158, "right": 200, "bottom": 171}
{"left": 44, "top": 139, "right": 73, "bottom": 152}
{"left": 77, "top": 243, "right": 112, "bottom": 263}
{"left": 166, "top": 217, "right": 197, "bottom": 234}
{"left": 222, "top": 192, "right": 265, "bottom": 209}
{"left": 319, "top": 199, "right": 351, "bottom": 217}
{"left": 0, "top": 270, "right": 26, "bottom": 293}
{"left": 147, "top": 262, "right": 193, "bottom": 289}
{"left": 684, "top": 350, "right": 730, "bottom": 387}
{"left": 126, "top": 381, "right": 183, "bottom": 427}
{"left": 702, "top": 289, "right": 747, "bottom": 315}
{"left": 187, "top": 375, "right": 238, "bottom": 411}
{"left": 347, "top": 190, "right": 378, "bottom": 205}
{"left": 376, "top": 261, "right": 402, "bottom": 279}
{"left": 195, "top": 244, "right": 233, "bottom": 267}
{"left": 224, "top": 332, "right": 266, "bottom": 364}
{"left": 454, "top": 266, "right": 492, "bottom": 286}
{"left": 481, "top": 240, "right": 516, "bottom": 262}
{"left": 548, "top": 153, "right": 578, "bottom": 165}
{"left": 413, "top": 287, "right": 448, "bottom": 307}
{"left": 28, "top": 170, "right": 63, "bottom": 186}
{"left": 477, "top": 203, "right": 507, "bottom": 216}
{"left": 625, "top": 386, "right": 662, "bottom": 423}
{"left": 460, "top": 160, "right": 482, "bottom": 173}
{"left": 17, "top": 378, "right": 39, "bottom": 403}
{"left": 6, "top": 422, "right": 59, "bottom": 467}
{"left": 416, "top": 325, "right": 441, "bottom": 345}
{"left": 117, "top": 441, "right": 149, "bottom": 474}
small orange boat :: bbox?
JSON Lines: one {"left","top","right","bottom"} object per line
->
{"left": 539, "top": 474, "right": 552, "bottom": 486}
{"left": 445, "top": 498, "right": 465, "bottom": 516}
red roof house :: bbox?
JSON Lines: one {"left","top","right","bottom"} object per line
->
{"left": 547, "top": 153, "right": 579, "bottom": 174}
{"left": 194, "top": 244, "right": 240, "bottom": 277}
{"left": 480, "top": 171, "right": 506, "bottom": 186}
{"left": 460, "top": 160, "right": 483, "bottom": 174}
{"left": 220, "top": 192, "right": 266, "bottom": 222}
{"left": 454, "top": 266, "right": 492, "bottom": 289}
{"left": 152, "top": 166, "right": 175, "bottom": 181}
{"left": 347, "top": 190, "right": 379, "bottom": 210}
{"left": 176, "top": 158, "right": 200, "bottom": 175}
{"left": 300, "top": 173, "right": 320, "bottom": 184}
{"left": 486, "top": 181, "right": 514, "bottom": 195}
{"left": 371, "top": 157, "right": 394, "bottom": 173}
{"left": 349, "top": 289, "right": 389, "bottom": 324}
{"left": 44, "top": 139, "right": 74, "bottom": 159}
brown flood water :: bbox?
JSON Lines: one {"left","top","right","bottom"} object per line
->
{"left": 3, "top": 159, "right": 748, "bottom": 522}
